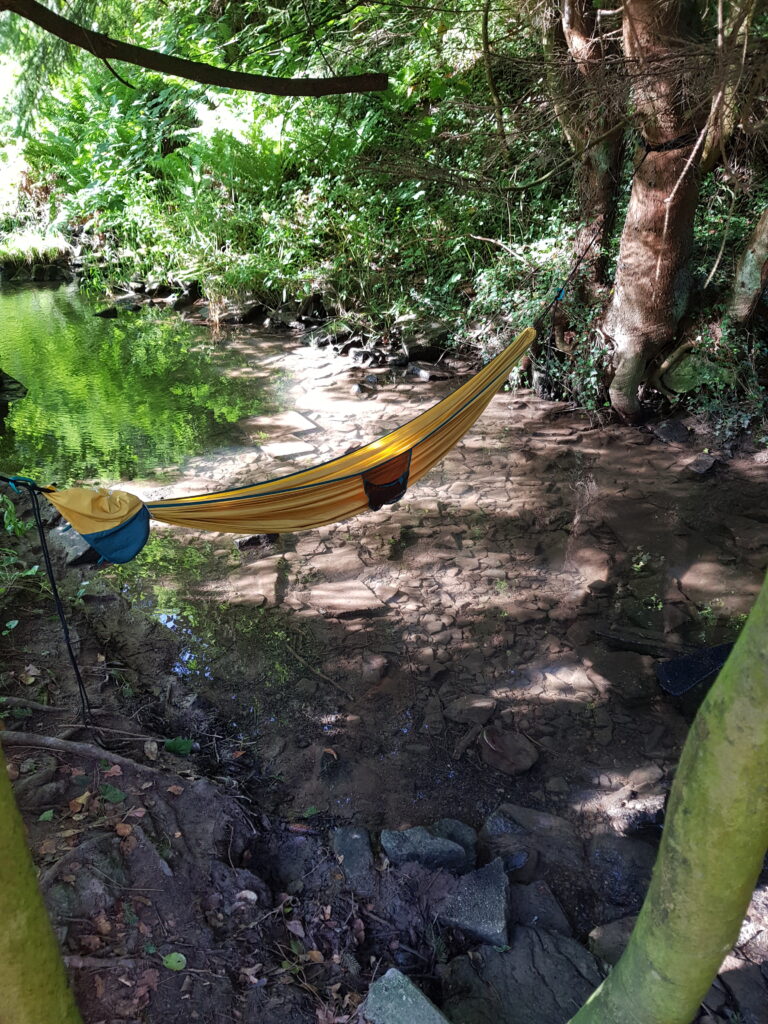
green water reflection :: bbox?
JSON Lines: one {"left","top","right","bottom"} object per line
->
{"left": 0, "top": 285, "right": 265, "bottom": 483}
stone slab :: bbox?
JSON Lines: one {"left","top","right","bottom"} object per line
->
{"left": 307, "top": 580, "right": 384, "bottom": 617}
{"left": 438, "top": 857, "right": 510, "bottom": 946}
{"left": 362, "top": 968, "right": 450, "bottom": 1024}
{"left": 260, "top": 439, "right": 316, "bottom": 459}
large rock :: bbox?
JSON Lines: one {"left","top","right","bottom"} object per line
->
{"left": 50, "top": 524, "right": 99, "bottom": 566}
{"left": 480, "top": 804, "right": 586, "bottom": 877}
{"left": 438, "top": 858, "right": 510, "bottom": 946}
{"left": 430, "top": 819, "right": 477, "bottom": 872}
{"left": 587, "top": 833, "right": 657, "bottom": 909}
{"left": 362, "top": 968, "right": 450, "bottom": 1024}
{"left": 381, "top": 827, "right": 467, "bottom": 872}
{"left": 510, "top": 881, "right": 572, "bottom": 936}
{"left": 588, "top": 914, "right": 637, "bottom": 964}
{"left": 440, "top": 930, "right": 602, "bottom": 1024}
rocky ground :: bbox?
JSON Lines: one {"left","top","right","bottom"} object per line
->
{"left": 2, "top": 325, "right": 767, "bottom": 1023}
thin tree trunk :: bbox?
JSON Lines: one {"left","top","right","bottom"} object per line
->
{"left": 0, "top": 745, "right": 84, "bottom": 1024}
{"left": 569, "top": 566, "right": 768, "bottom": 1024}
{"left": 729, "top": 206, "right": 768, "bottom": 323}
{"left": 545, "top": 2, "right": 624, "bottom": 288}
{"left": 603, "top": 0, "right": 703, "bottom": 419}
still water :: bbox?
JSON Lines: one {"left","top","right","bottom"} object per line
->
{"left": 0, "top": 284, "right": 267, "bottom": 485}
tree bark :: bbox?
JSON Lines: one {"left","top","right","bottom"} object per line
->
{"left": 0, "top": 0, "right": 387, "bottom": 97}
{"left": 569, "top": 566, "right": 768, "bottom": 1024}
{"left": 0, "top": 744, "right": 84, "bottom": 1024}
{"left": 545, "top": 1, "right": 624, "bottom": 288}
{"left": 729, "top": 205, "right": 768, "bottom": 323}
{"left": 602, "top": 0, "right": 703, "bottom": 419}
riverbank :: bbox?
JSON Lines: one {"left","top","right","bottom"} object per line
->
{"left": 2, "top": 319, "right": 767, "bottom": 1022}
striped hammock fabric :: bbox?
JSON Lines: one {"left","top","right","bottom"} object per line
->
{"left": 45, "top": 326, "right": 536, "bottom": 562}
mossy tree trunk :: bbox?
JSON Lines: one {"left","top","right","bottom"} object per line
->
{"left": 0, "top": 745, "right": 84, "bottom": 1024}
{"left": 569, "top": 566, "right": 768, "bottom": 1024}
{"left": 729, "top": 205, "right": 768, "bottom": 324}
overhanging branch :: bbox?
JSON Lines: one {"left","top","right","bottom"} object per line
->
{"left": 0, "top": 0, "right": 388, "bottom": 97}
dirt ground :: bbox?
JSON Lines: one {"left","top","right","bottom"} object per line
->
{"left": 2, "top": 327, "right": 767, "bottom": 1022}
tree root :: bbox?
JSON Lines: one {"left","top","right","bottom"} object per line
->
{"left": 0, "top": 731, "right": 163, "bottom": 774}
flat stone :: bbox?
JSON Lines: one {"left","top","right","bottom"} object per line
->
{"left": 307, "top": 581, "right": 384, "bottom": 617}
{"left": 685, "top": 453, "right": 717, "bottom": 475}
{"left": 510, "top": 881, "right": 572, "bottom": 936}
{"left": 438, "top": 858, "right": 510, "bottom": 946}
{"left": 332, "top": 826, "right": 375, "bottom": 895}
{"left": 480, "top": 727, "right": 539, "bottom": 776}
{"left": 440, "top": 929, "right": 601, "bottom": 1024}
{"left": 444, "top": 695, "right": 496, "bottom": 725}
{"left": 381, "top": 827, "right": 467, "bottom": 872}
{"left": 240, "top": 410, "right": 319, "bottom": 436}
{"left": 260, "top": 439, "right": 316, "bottom": 459}
{"left": 588, "top": 914, "right": 637, "bottom": 964}
{"left": 652, "top": 419, "right": 690, "bottom": 444}
{"left": 362, "top": 968, "right": 449, "bottom": 1024}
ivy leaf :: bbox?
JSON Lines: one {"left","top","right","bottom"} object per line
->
{"left": 163, "top": 737, "right": 194, "bottom": 756}
{"left": 99, "top": 783, "right": 127, "bottom": 804}
{"left": 38, "top": 809, "right": 54, "bottom": 821}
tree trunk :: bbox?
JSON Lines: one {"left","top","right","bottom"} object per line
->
{"left": 545, "top": 2, "right": 624, "bottom": 288}
{"left": 602, "top": 0, "right": 703, "bottom": 419}
{"left": 729, "top": 206, "right": 768, "bottom": 323}
{"left": 0, "top": 745, "right": 84, "bottom": 1024}
{"left": 569, "top": 566, "right": 768, "bottom": 1024}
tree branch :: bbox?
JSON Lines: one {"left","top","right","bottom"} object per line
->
{"left": 0, "top": 0, "right": 388, "bottom": 97}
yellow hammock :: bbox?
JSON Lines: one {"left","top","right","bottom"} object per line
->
{"left": 45, "top": 326, "right": 536, "bottom": 562}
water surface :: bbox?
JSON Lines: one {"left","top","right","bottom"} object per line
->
{"left": 0, "top": 284, "right": 268, "bottom": 484}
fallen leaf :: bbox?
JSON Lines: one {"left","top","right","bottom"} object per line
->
{"left": 143, "top": 740, "right": 158, "bottom": 761}
{"left": 232, "top": 749, "right": 246, "bottom": 759}
{"left": 140, "top": 781, "right": 153, "bottom": 790}
{"left": 166, "top": 785, "right": 184, "bottom": 796}
{"left": 286, "top": 919, "right": 305, "bottom": 939}
{"left": 79, "top": 934, "right": 102, "bottom": 952}
{"left": 103, "top": 765, "right": 123, "bottom": 778}
{"left": 94, "top": 975, "right": 105, "bottom": 1000}
{"left": 162, "top": 952, "right": 187, "bottom": 972}
{"left": 307, "top": 949, "right": 324, "bottom": 963}
{"left": 6, "top": 762, "right": 21, "bottom": 781}
{"left": 352, "top": 918, "right": 365, "bottom": 946}
{"left": 125, "top": 806, "right": 147, "bottom": 819}
{"left": 69, "top": 791, "right": 92, "bottom": 814}
{"left": 115, "top": 823, "right": 133, "bottom": 838}
{"left": 322, "top": 747, "right": 338, "bottom": 760}
{"left": 93, "top": 912, "right": 112, "bottom": 936}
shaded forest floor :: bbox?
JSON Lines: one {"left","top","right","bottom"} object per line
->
{"left": 2, "top": 327, "right": 767, "bottom": 1023}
